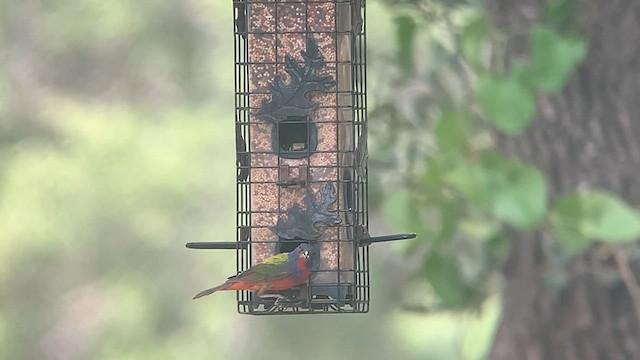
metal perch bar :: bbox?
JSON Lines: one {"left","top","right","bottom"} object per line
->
{"left": 358, "top": 233, "right": 416, "bottom": 246}
{"left": 186, "top": 242, "right": 248, "bottom": 250}
{"left": 186, "top": 233, "right": 416, "bottom": 250}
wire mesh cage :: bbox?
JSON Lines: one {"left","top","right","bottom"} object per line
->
{"left": 235, "top": 0, "right": 368, "bottom": 314}
{"left": 187, "top": 0, "right": 414, "bottom": 315}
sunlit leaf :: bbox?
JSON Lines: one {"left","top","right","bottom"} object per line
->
{"left": 491, "top": 163, "right": 547, "bottom": 230}
{"left": 460, "top": 14, "right": 489, "bottom": 70}
{"left": 460, "top": 218, "right": 500, "bottom": 241}
{"left": 446, "top": 161, "right": 494, "bottom": 210}
{"left": 434, "top": 109, "right": 469, "bottom": 156}
{"left": 528, "top": 26, "right": 587, "bottom": 92}
{"left": 384, "top": 190, "right": 413, "bottom": 232}
{"left": 550, "top": 191, "right": 640, "bottom": 252}
{"left": 383, "top": 190, "right": 429, "bottom": 237}
{"left": 476, "top": 74, "right": 536, "bottom": 135}
{"left": 423, "top": 158, "right": 446, "bottom": 188}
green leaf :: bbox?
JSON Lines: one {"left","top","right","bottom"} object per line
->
{"left": 580, "top": 192, "right": 640, "bottom": 241}
{"left": 423, "top": 252, "right": 467, "bottom": 307}
{"left": 434, "top": 109, "right": 469, "bottom": 156}
{"left": 435, "top": 201, "right": 461, "bottom": 245}
{"left": 486, "top": 234, "right": 510, "bottom": 259}
{"left": 423, "top": 158, "right": 446, "bottom": 188}
{"left": 491, "top": 163, "right": 547, "bottom": 230}
{"left": 550, "top": 191, "right": 640, "bottom": 253}
{"left": 460, "top": 15, "right": 489, "bottom": 70}
{"left": 528, "top": 26, "right": 587, "bottom": 92}
{"left": 383, "top": 190, "right": 415, "bottom": 232}
{"left": 509, "top": 60, "right": 533, "bottom": 89}
{"left": 549, "top": 194, "right": 589, "bottom": 252}
{"left": 383, "top": 190, "right": 429, "bottom": 236}
{"left": 446, "top": 161, "right": 494, "bottom": 210}
{"left": 394, "top": 15, "right": 417, "bottom": 73}
{"left": 460, "top": 218, "right": 500, "bottom": 241}
{"left": 476, "top": 74, "right": 536, "bottom": 135}
{"left": 446, "top": 153, "right": 547, "bottom": 230}
{"left": 545, "top": 0, "right": 580, "bottom": 32}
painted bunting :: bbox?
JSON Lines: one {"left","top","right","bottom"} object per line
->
{"left": 193, "top": 243, "right": 315, "bottom": 301}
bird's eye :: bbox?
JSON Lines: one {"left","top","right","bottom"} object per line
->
{"left": 303, "top": 250, "right": 309, "bottom": 258}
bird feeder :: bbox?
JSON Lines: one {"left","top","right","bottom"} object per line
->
{"left": 187, "top": 0, "right": 415, "bottom": 315}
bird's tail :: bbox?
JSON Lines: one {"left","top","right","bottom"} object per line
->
{"left": 192, "top": 283, "right": 229, "bottom": 300}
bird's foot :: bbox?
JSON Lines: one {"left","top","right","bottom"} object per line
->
{"left": 259, "top": 293, "right": 303, "bottom": 310}
{"left": 274, "top": 297, "right": 304, "bottom": 307}
{"left": 258, "top": 293, "right": 286, "bottom": 302}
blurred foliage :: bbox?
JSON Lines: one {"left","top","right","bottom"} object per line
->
{"left": 374, "top": 0, "right": 640, "bottom": 317}
{"left": 550, "top": 191, "right": 640, "bottom": 253}
{"left": 0, "top": 1, "right": 500, "bottom": 360}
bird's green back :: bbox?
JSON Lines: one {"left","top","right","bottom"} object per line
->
{"left": 260, "top": 252, "right": 289, "bottom": 265}
{"left": 229, "top": 252, "right": 292, "bottom": 283}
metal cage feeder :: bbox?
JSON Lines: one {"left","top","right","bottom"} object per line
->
{"left": 187, "top": 0, "right": 415, "bottom": 315}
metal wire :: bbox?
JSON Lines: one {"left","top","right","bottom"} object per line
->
{"left": 233, "top": 0, "right": 368, "bottom": 315}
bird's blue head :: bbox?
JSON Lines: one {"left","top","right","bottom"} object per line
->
{"left": 287, "top": 243, "right": 318, "bottom": 269}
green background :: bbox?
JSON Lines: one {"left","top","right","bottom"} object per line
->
{"left": 0, "top": 1, "right": 498, "bottom": 359}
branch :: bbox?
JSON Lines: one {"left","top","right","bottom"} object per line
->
{"left": 611, "top": 246, "right": 640, "bottom": 325}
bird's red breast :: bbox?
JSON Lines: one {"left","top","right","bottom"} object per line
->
{"left": 294, "top": 257, "right": 312, "bottom": 281}
{"left": 193, "top": 243, "right": 316, "bottom": 299}
{"left": 217, "top": 258, "right": 311, "bottom": 292}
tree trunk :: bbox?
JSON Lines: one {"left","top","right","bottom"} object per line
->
{"left": 485, "top": 0, "right": 640, "bottom": 358}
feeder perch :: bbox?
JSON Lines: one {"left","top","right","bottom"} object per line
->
{"left": 187, "top": 0, "right": 416, "bottom": 315}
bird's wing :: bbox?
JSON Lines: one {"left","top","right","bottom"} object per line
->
{"left": 259, "top": 252, "right": 289, "bottom": 265}
{"left": 229, "top": 253, "right": 292, "bottom": 284}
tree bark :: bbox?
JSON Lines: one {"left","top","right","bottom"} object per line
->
{"left": 485, "top": 0, "right": 640, "bottom": 359}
